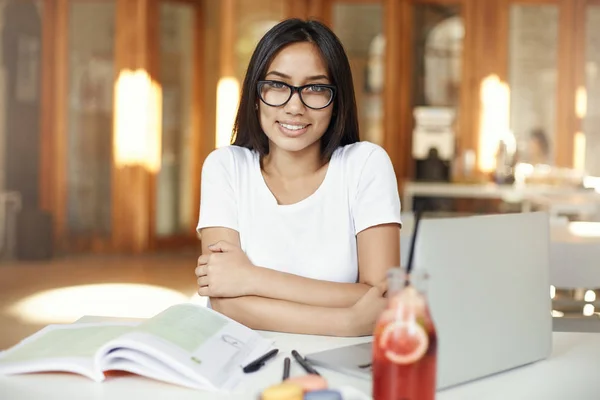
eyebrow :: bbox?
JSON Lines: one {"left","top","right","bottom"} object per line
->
{"left": 265, "top": 71, "right": 330, "bottom": 82}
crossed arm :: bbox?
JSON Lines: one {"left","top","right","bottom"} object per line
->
{"left": 196, "top": 224, "right": 400, "bottom": 336}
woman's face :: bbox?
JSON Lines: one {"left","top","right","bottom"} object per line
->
{"left": 258, "top": 42, "right": 334, "bottom": 155}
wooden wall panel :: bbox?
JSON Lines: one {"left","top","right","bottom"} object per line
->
{"left": 219, "top": 0, "right": 235, "bottom": 77}
{"left": 199, "top": 0, "right": 218, "bottom": 191}
{"left": 383, "top": 0, "right": 412, "bottom": 189}
{"left": 571, "top": 0, "right": 588, "bottom": 170}
{"left": 193, "top": 0, "right": 235, "bottom": 246}
{"left": 47, "top": 0, "right": 68, "bottom": 248}
{"left": 413, "top": 0, "right": 464, "bottom": 3}
{"left": 462, "top": 0, "right": 508, "bottom": 175}
{"left": 190, "top": 4, "right": 205, "bottom": 236}
{"left": 285, "top": 0, "right": 331, "bottom": 23}
{"left": 284, "top": 0, "right": 309, "bottom": 18}
{"left": 555, "top": 0, "right": 578, "bottom": 167}
{"left": 310, "top": 0, "right": 332, "bottom": 24}
{"left": 40, "top": 0, "right": 56, "bottom": 216}
{"left": 457, "top": 0, "right": 476, "bottom": 162}
{"left": 112, "top": 0, "right": 159, "bottom": 253}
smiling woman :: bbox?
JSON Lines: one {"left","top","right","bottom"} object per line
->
{"left": 195, "top": 19, "right": 402, "bottom": 337}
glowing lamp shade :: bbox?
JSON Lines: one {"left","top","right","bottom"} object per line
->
{"left": 216, "top": 77, "right": 240, "bottom": 148}
{"left": 576, "top": 86, "right": 587, "bottom": 119}
{"left": 478, "top": 75, "right": 510, "bottom": 173}
{"left": 114, "top": 69, "right": 162, "bottom": 172}
{"left": 574, "top": 132, "right": 586, "bottom": 172}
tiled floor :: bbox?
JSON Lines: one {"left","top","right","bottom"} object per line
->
{"left": 0, "top": 251, "right": 200, "bottom": 350}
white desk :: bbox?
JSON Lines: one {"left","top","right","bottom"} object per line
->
{"left": 402, "top": 181, "right": 600, "bottom": 215}
{"left": 1, "top": 331, "right": 599, "bottom": 400}
{"left": 549, "top": 223, "right": 600, "bottom": 289}
{"left": 402, "top": 182, "right": 547, "bottom": 212}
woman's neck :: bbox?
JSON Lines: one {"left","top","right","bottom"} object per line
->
{"left": 261, "top": 144, "right": 324, "bottom": 180}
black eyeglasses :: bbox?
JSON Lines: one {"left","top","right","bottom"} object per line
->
{"left": 257, "top": 80, "right": 336, "bottom": 110}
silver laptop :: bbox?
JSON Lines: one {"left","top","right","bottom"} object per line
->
{"left": 306, "top": 212, "right": 553, "bottom": 389}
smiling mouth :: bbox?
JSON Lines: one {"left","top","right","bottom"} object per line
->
{"left": 278, "top": 122, "right": 309, "bottom": 131}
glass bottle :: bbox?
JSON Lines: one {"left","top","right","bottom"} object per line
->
{"left": 372, "top": 268, "right": 437, "bottom": 400}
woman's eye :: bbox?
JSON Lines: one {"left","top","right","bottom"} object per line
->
{"left": 268, "top": 82, "right": 286, "bottom": 89}
{"left": 307, "top": 85, "right": 325, "bottom": 92}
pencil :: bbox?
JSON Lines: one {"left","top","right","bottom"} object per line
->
{"left": 291, "top": 350, "right": 321, "bottom": 376}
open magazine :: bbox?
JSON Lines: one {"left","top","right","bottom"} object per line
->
{"left": 0, "top": 303, "right": 273, "bottom": 391}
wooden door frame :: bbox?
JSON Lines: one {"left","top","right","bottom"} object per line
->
{"left": 322, "top": 0, "right": 414, "bottom": 187}
{"left": 326, "top": 0, "right": 478, "bottom": 189}
{"left": 405, "top": 0, "right": 475, "bottom": 185}
{"left": 504, "top": 0, "right": 587, "bottom": 169}
{"left": 150, "top": 0, "right": 205, "bottom": 251}
{"left": 41, "top": 0, "right": 117, "bottom": 253}
{"left": 40, "top": 0, "right": 67, "bottom": 251}
{"left": 572, "top": 0, "right": 600, "bottom": 171}
{"left": 40, "top": 0, "right": 204, "bottom": 253}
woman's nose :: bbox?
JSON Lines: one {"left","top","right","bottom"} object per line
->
{"left": 284, "top": 91, "right": 305, "bottom": 114}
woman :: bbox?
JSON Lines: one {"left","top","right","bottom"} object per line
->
{"left": 195, "top": 19, "right": 401, "bottom": 337}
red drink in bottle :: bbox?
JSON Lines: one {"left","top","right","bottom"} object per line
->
{"left": 373, "top": 268, "right": 437, "bottom": 400}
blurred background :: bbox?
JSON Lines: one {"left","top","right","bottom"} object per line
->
{"left": 1, "top": 0, "right": 600, "bottom": 349}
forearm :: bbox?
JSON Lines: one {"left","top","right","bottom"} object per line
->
{"left": 210, "top": 296, "right": 361, "bottom": 337}
{"left": 250, "top": 266, "right": 372, "bottom": 307}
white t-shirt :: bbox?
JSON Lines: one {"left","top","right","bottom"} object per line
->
{"left": 197, "top": 141, "right": 402, "bottom": 284}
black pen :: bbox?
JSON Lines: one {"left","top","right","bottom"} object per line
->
{"left": 242, "top": 348, "right": 279, "bottom": 373}
{"left": 282, "top": 357, "right": 291, "bottom": 381}
{"left": 291, "top": 350, "right": 320, "bottom": 376}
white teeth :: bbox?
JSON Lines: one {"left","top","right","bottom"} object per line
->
{"left": 280, "top": 123, "right": 307, "bottom": 131}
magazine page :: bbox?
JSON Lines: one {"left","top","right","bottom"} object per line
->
{"left": 98, "top": 303, "right": 273, "bottom": 391}
{"left": 0, "top": 322, "right": 136, "bottom": 381}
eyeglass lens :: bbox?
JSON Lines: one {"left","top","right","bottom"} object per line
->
{"left": 259, "top": 82, "right": 333, "bottom": 109}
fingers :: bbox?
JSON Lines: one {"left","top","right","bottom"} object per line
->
{"left": 207, "top": 240, "right": 235, "bottom": 253}
{"left": 196, "top": 253, "right": 218, "bottom": 275}
{"left": 197, "top": 276, "right": 209, "bottom": 287}
{"left": 196, "top": 272, "right": 211, "bottom": 297}
{"left": 195, "top": 265, "right": 207, "bottom": 277}
{"left": 197, "top": 254, "right": 210, "bottom": 266}
{"left": 198, "top": 286, "right": 210, "bottom": 297}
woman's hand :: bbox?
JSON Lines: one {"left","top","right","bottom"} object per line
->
{"left": 195, "top": 241, "right": 257, "bottom": 298}
{"left": 345, "top": 286, "right": 388, "bottom": 336}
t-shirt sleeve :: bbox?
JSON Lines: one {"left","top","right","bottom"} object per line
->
{"left": 196, "top": 147, "right": 238, "bottom": 234}
{"left": 352, "top": 146, "right": 402, "bottom": 234}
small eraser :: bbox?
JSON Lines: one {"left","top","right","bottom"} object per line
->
{"left": 284, "top": 374, "right": 328, "bottom": 391}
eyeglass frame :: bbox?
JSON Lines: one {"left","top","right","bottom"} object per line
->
{"left": 256, "top": 80, "right": 337, "bottom": 110}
